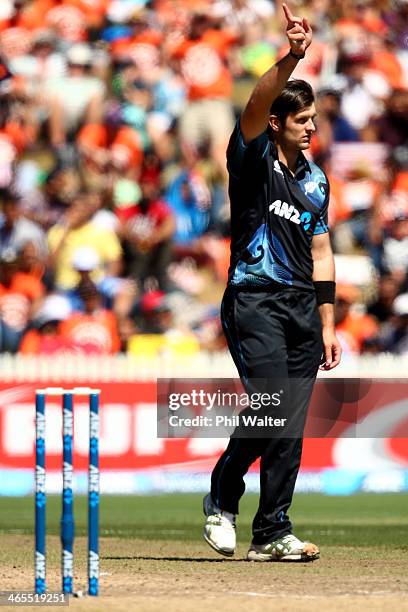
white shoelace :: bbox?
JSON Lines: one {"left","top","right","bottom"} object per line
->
{"left": 208, "top": 511, "right": 236, "bottom": 529}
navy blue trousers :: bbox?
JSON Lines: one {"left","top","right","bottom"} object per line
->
{"left": 211, "top": 286, "right": 322, "bottom": 544}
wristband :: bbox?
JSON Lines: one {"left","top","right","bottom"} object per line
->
{"left": 314, "top": 281, "right": 336, "bottom": 305}
{"left": 289, "top": 48, "right": 305, "bottom": 60}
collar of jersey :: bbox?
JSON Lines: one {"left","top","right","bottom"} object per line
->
{"left": 269, "top": 141, "right": 310, "bottom": 178}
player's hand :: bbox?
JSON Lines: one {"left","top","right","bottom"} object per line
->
{"left": 282, "top": 3, "right": 312, "bottom": 57}
{"left": 319, "top": 328, "right": 342, "bottom": 370}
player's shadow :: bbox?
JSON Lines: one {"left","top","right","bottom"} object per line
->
{"left": 103, "top": 555, "right": 245, "bottom": 563}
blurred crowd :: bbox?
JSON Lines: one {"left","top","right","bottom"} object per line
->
{"left": 0, "top": 0, "right": 407, "bottom": 357}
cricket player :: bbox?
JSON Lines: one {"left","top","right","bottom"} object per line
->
{"left": 203, "top": 3, "right": 342, "bottom": 561}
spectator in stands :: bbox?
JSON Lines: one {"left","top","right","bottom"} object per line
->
{"left": 41, "top": 163, "right": 81, "bottom": 228}
{"left": 193, "top": 305, "right": 227, "bottom": 352}
{"left": 381, "top": 292, "right": 408, "bottom": 355}
{"left": 165, "top": 166, "right": 210, "bottom": 252}
{"left": 120, "top": 79, "right": 152, "bottom": 152}
{"left": 64, "top": 244, "right": 135, "bottom": 346}
{"left": 360, "top": 335, "right": 383, "bottom": 355}
{"left": 60, "top": 278, "right": 120, "bottom": 354}
{"left": 369, "top": 88, "right": 408, "bottom": 146}
{"left": 326, "top": 161, "right": 381, "bottom": 256}
{"left": 336, "top": 40, "right": 390, "bottom": 134}
{"left": 108, "top": 9, "right": 163, "bottom": 75}
{"left": 46, "top": 43, "right": 105, "bottom": 150}
{"left": 19, "top": 293, "right": 72, "bottom": 354}
{"left": 18, "top": 240, "right": 45, "bottom": 281}
{"left": 66, "top": 246, "right": 103, "bottom": 310}
{"left": 47, "top": 191, "right": 123, "bottom": 292}
{"left": 382, "top": 214, "right": 408, "bottom": 287}
{"left": 369, "top": 145, "right": 408, "bottom": 272}
{"left": 316, "top": 86, "right": 360, "bottom": 149}
{"left": 170, "top": 12, "right": 237, "bottom": 180}
{"left": 369, "top": 33, "right": 407, "bottom": 90}
{"left": 9, "top": 29, "right": 66, "bottom": 97}
{"left": 335, "top": 1, "right": 388, "bottom": 49}
{"left": 0, "top": 83, "right": 37, "bottom": 168}
{"left": 13, "top": 160, "right": 50, "bottom": 227}
{"left": 335, "top": 284, "right": 379, "bottom": 354}
{"left": 137, "top": 290, "right": 173, "bottom": 335}
{"left": 316, "top": 151, "right": 350, "bottom": 233}
{"left": 367, "top": 274, "right": 401, "bottom": 323}
{"left": 40, "top": 2, "right": 89, "bottom": 43}
{"left": 127, "top": 288, "right": 200, "bottom": 357}
{"left": 0, "top": 190, "right": 46, "bottom": 258}
{"left": 118, "top": 175, "right": 175, "bottom": 292}
{"left": 235, "top": 21, "right": 275, "bottom": 83}
{"left": 120, "top": 74, "right": 182, "bottom": 165}
{"left": 146, "top": 62, "right": 186, "bottom": 162}
{"left": 77, "top": 100, "right": 144, "bottom": 183}
{"left": 47, "top": 189, "right": 138, "bottom": 335}
{"left": 0, "top": 247, "right": 45, "bottom": 352}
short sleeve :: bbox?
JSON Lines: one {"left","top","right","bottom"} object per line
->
{"left": 313, "top": 180, "right": 330, "bottom": 235}
{"left": 226, "top": 118, "right": 269, "bottom": 180}
{"left": 98, "top": 229, "right": 122, "bottom": 262}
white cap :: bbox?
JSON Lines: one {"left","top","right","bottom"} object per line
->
{"left": 393, "top": 293, "right": 408, "bottom": 316}
{"left": 35, "top": 295, "right": 72, "bottom": 326}
{"left": 72, "top": 247, "right": 100, "bottom": 271}
{"left": 67, "top": 43, "right": 93, "bottom": 66}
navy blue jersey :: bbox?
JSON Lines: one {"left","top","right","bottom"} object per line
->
{"left": 227, "top": 119, "right": 330, "bottom": 291}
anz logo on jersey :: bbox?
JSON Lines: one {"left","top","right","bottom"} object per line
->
{"left": 269, "top": 199, "right": 312, "bottom": 231}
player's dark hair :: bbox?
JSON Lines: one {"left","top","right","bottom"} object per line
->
{"left": 270, "top": 79, "right": 315, "bottom": 126}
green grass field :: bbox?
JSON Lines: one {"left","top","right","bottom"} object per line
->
{"left": 1, "top": 494, "right": 408, "bottom": 611}
{"left": 1, "top": 493, "right": 408, "bottom": 547}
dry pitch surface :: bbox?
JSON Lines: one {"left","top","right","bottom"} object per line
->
{"left": 1, "top": 494, "right": 408, "bottom": 611}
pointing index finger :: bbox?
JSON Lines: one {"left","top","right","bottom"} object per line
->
{"left": 282, "top": 3, "right": 294, "bottom": 24}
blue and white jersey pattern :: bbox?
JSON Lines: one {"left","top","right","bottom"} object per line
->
{"left": 226, "top": 120, "right": 330, "bottom": 290}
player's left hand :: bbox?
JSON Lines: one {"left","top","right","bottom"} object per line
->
{"left": 320, "top": 329, "right": 342, "bottom": 370}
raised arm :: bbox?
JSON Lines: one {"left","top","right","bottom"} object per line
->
{"left": 240, "top": 3, "right": 312, "bottom": 144}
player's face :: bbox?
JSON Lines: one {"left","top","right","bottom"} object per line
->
{"left": 281, "top": 104, "right": 317, "bottom": 151}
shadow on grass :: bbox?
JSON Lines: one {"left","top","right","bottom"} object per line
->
{"left": 103, "top": 555, "right": 320, "bottom": 564}
{"left": 103, "top": 555, "right": 246, "bottom": 563}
